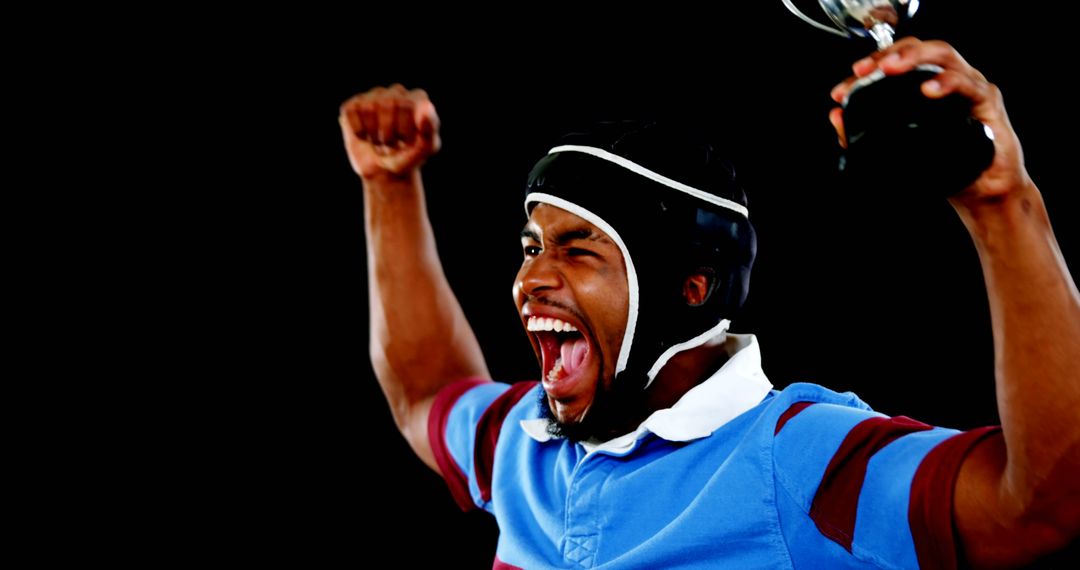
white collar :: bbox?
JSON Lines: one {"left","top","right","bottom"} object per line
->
{"left": 519, "top": 333, "right": 773, "bottom": 454}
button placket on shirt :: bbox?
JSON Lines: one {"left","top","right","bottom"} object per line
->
{"left": 562, "top": 444, "right": 631, "bottom": 568}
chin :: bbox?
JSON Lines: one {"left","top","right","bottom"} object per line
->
{"left": 547, "top": 396, "right": 592, "bottom": 425}
{"left": 539, "top": 368, "right": 650, "bottom": 443}
{"left": 538, "top": 389, "right": 599, "bottom": 442}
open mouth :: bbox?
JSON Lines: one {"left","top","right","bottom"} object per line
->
{"left": 526, "top": 316, "right": 594, "bottom": 401}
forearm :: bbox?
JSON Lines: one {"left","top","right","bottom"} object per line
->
{"left": 953, "top": 183, "right": 1080, "bottom": 530}
{"left": 364, "top": 170, "right": 489, "bottom": 428}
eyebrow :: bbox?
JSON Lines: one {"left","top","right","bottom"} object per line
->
{"left": 520, "top": 228, "right": 541, "bottom": 242}
{"left": 520, "top": 226, "right": 613, "bottom": 246}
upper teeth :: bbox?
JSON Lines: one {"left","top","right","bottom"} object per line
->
{"left": 526, "top": 316, "right": 578, "bottom": 332}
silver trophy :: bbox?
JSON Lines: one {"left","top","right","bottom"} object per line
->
{"left": 784, "top": 0, "right": 917, "bottom": 49}
{"left": 783, "top": 0, "right": 994, "bottom": 196}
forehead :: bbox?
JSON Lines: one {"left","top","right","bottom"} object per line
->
{"left": 524, "top": 204, "right": 611, "bottom": 239}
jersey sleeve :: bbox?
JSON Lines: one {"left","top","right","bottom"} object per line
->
{"left": 427, "top": 378, "right": 538, "bottom": 512}
{"left": 772, "top": 400, "right": 1001, "bottom": 570}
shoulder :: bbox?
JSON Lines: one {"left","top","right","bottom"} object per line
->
{"left": 766, "top": 382, "right": 877, "bottom": 432}
{"left": 429, "top": 379, "right": 542, "bottom": 511}
{"left": 767, "top": 382, "right": 884, "bottom": 490}
{"left": 768, "top": 383, "right": 973, "bottom": 568}
{"left": 768, "top": 382, "right": 912, "bottom": 492}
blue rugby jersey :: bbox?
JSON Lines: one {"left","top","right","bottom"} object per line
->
{"left": 428, "top": 335, "right": 999, "bottom": 569}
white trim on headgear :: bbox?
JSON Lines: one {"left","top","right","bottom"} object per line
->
{"left": 548, "top": 145, "right": 750, "bottom": 219}
{"left": 524, "top": 192, "right": 639, "bottom": 377}
{"left": 644, "top": 318, "right": 730, "bottom": 388}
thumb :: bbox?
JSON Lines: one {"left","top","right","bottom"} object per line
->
{"left": 415, "top": 100, "right": 442, "bottom": 152}
{"left": 829, "top": 107, "right": 847, "bottom": 149}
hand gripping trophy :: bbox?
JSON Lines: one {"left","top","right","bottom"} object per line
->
{"left": 783, "top": 0, "right": 995, "bottom": 195}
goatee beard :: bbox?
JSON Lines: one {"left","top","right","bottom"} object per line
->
{"left": 538, "top": 369, "right": 649, "bottom": 443}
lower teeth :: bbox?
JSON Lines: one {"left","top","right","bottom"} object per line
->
{"left": 547, "top": 357, "right": 564, "bottom": 382}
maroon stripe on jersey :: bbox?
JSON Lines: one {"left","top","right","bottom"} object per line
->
{"left": 810, "top": 415, "right": 933, "bottom": 551}
{"left": 428, "top": 378, "right": 490, "bottom": 512}
{"left": 492, "top": 555, "right": 524, "bottom": 569}
{"left": 774, "top": 401, "right": 815, "bottom": 435}
{"left": 475, "top": 381, "right": 539, "bottom": 502}
{"left": 909, "top": 426, "right": 1002, "bottom": 570}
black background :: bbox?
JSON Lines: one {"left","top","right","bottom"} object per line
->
{"left": 206, "top": 2, "right": 1079, "bottom": 566}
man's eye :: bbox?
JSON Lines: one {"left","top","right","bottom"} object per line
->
{"left": 568, "top": 248, "right": 596, "bottom": 257}
{"left": 524, "top": 245, "right": 542, "bottom": 256}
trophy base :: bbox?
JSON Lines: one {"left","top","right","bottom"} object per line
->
{"left": 840, "top": 67, "right": 995, "bottom": 197}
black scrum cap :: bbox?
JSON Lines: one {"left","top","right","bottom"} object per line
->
{"left": 525, "top": 121, "right": 757, "bottom": 389}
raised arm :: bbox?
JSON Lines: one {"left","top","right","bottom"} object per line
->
{"left": 340, "top": 85, "right": 489, "bottom": 472}
{"left": 832, "top": 39, "right": 1080, "bottom": 567}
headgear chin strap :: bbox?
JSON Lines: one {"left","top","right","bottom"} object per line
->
{"left": 524, "top": 122, "right": 756, "bottom": 389}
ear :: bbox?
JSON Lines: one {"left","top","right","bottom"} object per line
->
{"left": 682, "top": 273, "right": 714, "bottom": 306}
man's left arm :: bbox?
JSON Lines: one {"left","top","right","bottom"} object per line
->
{"left": 833, "top": 38, "right": 1079, "bottom": 568}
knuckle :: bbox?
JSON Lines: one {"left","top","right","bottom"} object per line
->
{"left": 931, "top": 40, "right": 960, "bottom": 61}
{"left": 375, "top": 98, "right": 395, "bottom": 115}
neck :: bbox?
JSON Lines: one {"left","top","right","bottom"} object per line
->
{"left": 644, "top": 333, "right": 734, "bottom": 412}
{"left": 598, "top": 334, "right": 734, "bottom": 438}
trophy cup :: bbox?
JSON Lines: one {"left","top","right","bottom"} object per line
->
{"left": 783, "top": 0, "right": 995, "bottom": 196}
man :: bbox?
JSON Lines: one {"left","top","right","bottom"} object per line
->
{"left": 339, "top": 39, "right": 1078, "bottom": 568}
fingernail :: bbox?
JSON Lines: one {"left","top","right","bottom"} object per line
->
{"left": 882, "top": 53, "right": 902, "bottom": 66}
{"left": 924, "top": 80, "right": 941, "bottom": 94}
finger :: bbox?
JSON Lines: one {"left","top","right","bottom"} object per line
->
{"left": 358, "top": 99, "right": 379, "bottom": 142}
{"left": 852, "top": 55, "right": 878, "bottom": 78}
{"left": 836, "top": 38, "right": 981, "bottom": 103}
{"left": 921, "top": 68, "right": 992, "bottom": 105}
{"left": 339, "top": 111, "right": 360, "bottom": 142}
{"left": 829, "top": 107, "right": 847, "bottom": 149}
{"left": 396, "top": 99, "right": 416, "bottom": 143}
{"left": 831, "top": 76, "right": 860, "bottom": 103}
{"left": 414, "top": 98, "right": 441, "bottom": 152}
{"left": 377, "top": 97, "right": 397, "bottom": 145}
{"left": 338, "top": 113, "right": 356, "bottom": 144}
{"left": 339, "top": 101, "right": 363, "bottom": 138}
{"left": 877, "top": 39, "right": 976, "bottom": 78}
{"left": 340, "top": 96, "right": 369, "bottom": 140}
{"left": 849, "top": 38, "right": 920, "bottom": 76}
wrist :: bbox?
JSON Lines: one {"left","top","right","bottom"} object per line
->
{"left": 949, "top": 180, "right": 1048, "bottom": 246}
{"left": 361, "top": 168, "right": 424, "bottom": 199}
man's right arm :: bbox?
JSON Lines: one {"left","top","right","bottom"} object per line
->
{"left": 340, "top": 85, "right": 490, "bottom": 473}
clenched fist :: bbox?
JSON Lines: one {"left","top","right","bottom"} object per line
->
{"left": 339, "top": 84, "right": 441, "bottom": 180}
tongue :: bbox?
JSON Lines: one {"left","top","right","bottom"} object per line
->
{"left": 559, "top": 337, "right": 589, "bottom": 375}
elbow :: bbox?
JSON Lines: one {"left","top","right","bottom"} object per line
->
{"left": 993, "top": 462, "right": 1080, "bottom": 566}
{"left": 997, "top": 509, "right": 1080, "bottom": 569}
{"left": 1017, "top": 442, "right": 1080, "bottom": 545}
{"left": 967, "top": 503, "right": 1080, "bottom": 569}
{"left": 1017, "top": 490, "right": 1080, "bottom": 558}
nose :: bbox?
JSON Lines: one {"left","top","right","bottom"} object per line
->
{"left": 517, "top": 252, "right": 563, "bottom": 298}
